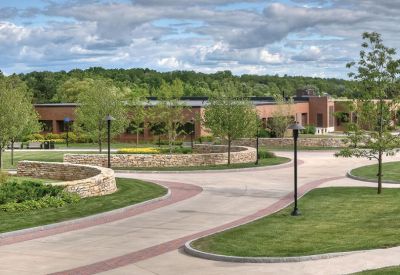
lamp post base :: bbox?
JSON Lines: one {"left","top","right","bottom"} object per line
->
{"left": 291, "top": 208, "right": 301, "bottom": 216}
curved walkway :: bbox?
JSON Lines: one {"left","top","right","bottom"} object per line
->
{"left": 0, "top": 151, "right": 399, "bottom": 275}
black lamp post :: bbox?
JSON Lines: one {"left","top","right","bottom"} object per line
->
{"left": 288, "top": 121, "right": 305, "bottom": 216}
{"left": 190, "top": 119, "right": 195, "bottom": 149}
{"left": 106, "top": 115, "right": 115, "bottom": 168}
{"left": 64, "top": 117, "right": 71, "bottom": 148}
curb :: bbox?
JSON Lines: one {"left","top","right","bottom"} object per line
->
{"left": 114, "top": 158, "right": 295, "bottom": 174}
{"left": 0, "top": 181, "right": 171, "bottom": 241}
{"left": 346, "top": 171, "right": 400, "bottom": 184}
{"left": 183, "top": 241, "right": 362, "bottom": 263}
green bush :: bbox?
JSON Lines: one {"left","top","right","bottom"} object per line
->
{"left": 154, "top": 140, "right": 183, "bottom": 146}
{"left": 26, "top": 133, "right": 45, "bottom": 141}
{"left": 0, "top": 179, "right": 80, "bottom": 212}
{"left": 258, "top": 128, "right": 272, "bottom": 138}
{"left": 0, "top": 192, "right": 80, "bottom": 212}
{"left": 0, "top": 171, "right": 8, "bottom": 185}
{"left": 197, "top": 135, "right": 214, "bottom": 143}
{"left": 160, "top": 147, "right": 193, "bottom": 154}
{"left": 258, "top": 150, "right": 276, "bottom": 159}
{"left": 0, "top": 180, "right": 64, "bottom": 204}
{"left": 302, "top": 125, "right": 316, "bottom": 135}
{"left": 45, "top": 133, "right": 61, "bottom": 140}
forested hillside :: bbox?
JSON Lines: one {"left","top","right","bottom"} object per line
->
{"left": 16, "top": 67, "right": 354, "bottom": 103}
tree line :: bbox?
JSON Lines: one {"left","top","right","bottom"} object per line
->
{"left": 13, "top": 68, "right": 358, "bottom": 104}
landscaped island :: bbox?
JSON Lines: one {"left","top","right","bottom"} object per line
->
{"left": 350, "top": 162, "right": 400, "bottom": 183}
{"left": 0, "top": 177, "right": 167, "bottom": 233}
{"left": 190, "top": 187, "right": 400, "bottom": 258}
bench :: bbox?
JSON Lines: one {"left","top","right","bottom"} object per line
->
{"left": 7, "top": 142, "right": 23, "bottom": 149}
{"left": 27, "top": 142, "right": 42, "bottom": 149}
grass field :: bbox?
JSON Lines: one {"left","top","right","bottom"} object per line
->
{"left": 351, "top": 161, "right": 400, "bottom": 183}
{"left": 0, "top": 178, "right": 167, "bottom": 233}
{"left": 354, "top": 266, "right": 400, "bottom": 274}
{"left": 192, "top": 187, "right": 400, "bottom": 257}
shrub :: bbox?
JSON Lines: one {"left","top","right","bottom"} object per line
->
{"left": 258, "top": 150, "right": 276, "bottom": 159}
{"left": 0, "top": 171, "right": 8, "bottom": 185}
{"left": 197, "top": 135, "right": 214, "bottom": 143}
{"left": 258, "top": 128, "right": 272, "bottom": 138}
{"left": 45, "top": 133, "right": 61, "bottom": 140}
{"left": 117, "top": 148, "right": 161, "bottom": 154}
{"left": 302, "top": 125, "right": 316, "bottom": 135}
{"left": 26, "top": 133, "right": 45, "bottom": 141}
{"left": 0, "top": 180, "right": 64, "bottom": 204}
{"left": 0, "top": 179, "right": 80, "bottom": 212}
{"left": 160, "top": 147, "right": 192, "bottom": 154}
{"left": 154, "top": 140, "right": 183, "bottom": 146}
{"left": 0, "top": 192, "right": 80, "bottom": 212}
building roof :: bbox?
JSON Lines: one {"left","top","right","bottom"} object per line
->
{"left": 34, "top": 96, "right": 311, "bottom": 108}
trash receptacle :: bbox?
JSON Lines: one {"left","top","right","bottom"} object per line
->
{"left": 43, "top": 141, "right": 50, "bottom": 149}
{"left": 50, "top": 141, "right": 55, "bottom": 149}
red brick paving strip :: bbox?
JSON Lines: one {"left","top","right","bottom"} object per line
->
{"left": 51, "top": 176, "right": 345, "bottom": 275}
{"left": 0, "top": 181, "right": 202, "bottom": 247}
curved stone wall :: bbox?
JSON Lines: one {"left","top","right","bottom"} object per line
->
{"left": 17, "top": 161, "right": 117, "bottom": 198}
{"left": 232, "top": 137, "right": 345, "bottom": 148}
{"left": 63, "top": 145, "right": 256, "bottom": 168}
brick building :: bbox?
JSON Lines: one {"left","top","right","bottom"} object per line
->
{"left": 34, "top": 95, "right": 345, "bottom": 142}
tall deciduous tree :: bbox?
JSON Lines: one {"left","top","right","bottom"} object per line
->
{"left": 151, "top": 79, "right": 188, "bottom": 153}
{"left": 0, "top": 75, "right": 40, "bottom": 168}
{"left": 203, "top": 85, "right": 257, "bottom": 165}
{"left": 336, "top": 32, "right": 400, "bottom": 194}
{"left": 75, "top": 78, "right": 128, "bottom": 152}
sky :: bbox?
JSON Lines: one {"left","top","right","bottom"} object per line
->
{"left": 0, "top": 0, "right": 399, "bottom": 78}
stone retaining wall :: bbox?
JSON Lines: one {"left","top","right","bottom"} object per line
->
{"left": 64, "top": 145, "right": 256, "bottom": 168}
{"left": 17, "top": 161, "right": 117, "bottom": 198}
{"left": 232, "top": 137, "right": 345, "bottom": 148}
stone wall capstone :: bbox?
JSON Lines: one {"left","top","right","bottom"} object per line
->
{"left": 232, "top": 137, "right": 345, "bottom": 148}
{"left": 17, "top": 161, "right": 117, "bottom": 198}
{"left": 64, "top": 145, "right": 256, "bottom": 168}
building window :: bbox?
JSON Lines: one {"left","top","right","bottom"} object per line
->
{"left": 317, "top": 113, "right": 323, "bottom": 127}
{"left": 39, "top": 120, "right": 53, "bottom": 132}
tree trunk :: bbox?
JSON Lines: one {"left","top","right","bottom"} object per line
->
{"left": 11, "top": 139, "right": 14, "bottom": 166}
{"left": 377, "top": 99, "right": 384, "bottom": 194}
{"left": 0, "top": 145, "right": 2, "bottom": 170}
{"left": 98, "top": 136, "right": 102, "bottom": 153}
{"left": 377, "top": 150, "right": 383, "bottom": 194}
{"left": 228, "top": 136, "right": 231, "bottom": 165}
{"left": 136, "top": 130, "right": 139, "bottom": 147}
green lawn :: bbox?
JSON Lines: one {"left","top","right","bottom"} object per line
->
{"left": 0, "top": 178, "right": 167, "bottom": 233}
{"left": 115, "top": 156, "right": 290, "bottom": 171}
{"left": 192, "top": 187, "right": 400, "bottom": 257}
{"left": 351, "top": 161, "right": 400, "bottom": 183}
{"left": 354, "top": 266, "right": 400, "bottom": 274}
{"left": 0, "top": 151, "right": 96, "bottom": 170}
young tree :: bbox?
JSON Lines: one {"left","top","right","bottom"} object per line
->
{"left": 336, "top": 32, "right": 400, "bottom": 194}
{"left": 152, "top": 79, "right": 188, "bottom": 153}
{"left": 53, "top": 78, "right": 94, "bottom": 103}
{"left": 267, "top": 95, "right": 294, "bottom": 138}
{"left": 126, "top": 84, "right": 150, "bottom": 146}
{"left": 203, "top": 88, "right": 257, "bottom": 165}
{"left": 0, "top": 75, "right": 40, "bottom": 168}
{"left": 75, "top": 78, "right": 129, "bottom": 152}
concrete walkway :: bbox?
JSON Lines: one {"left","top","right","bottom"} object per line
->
{"left": 0, "top": 151, "right": 399, "bottom": 274}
